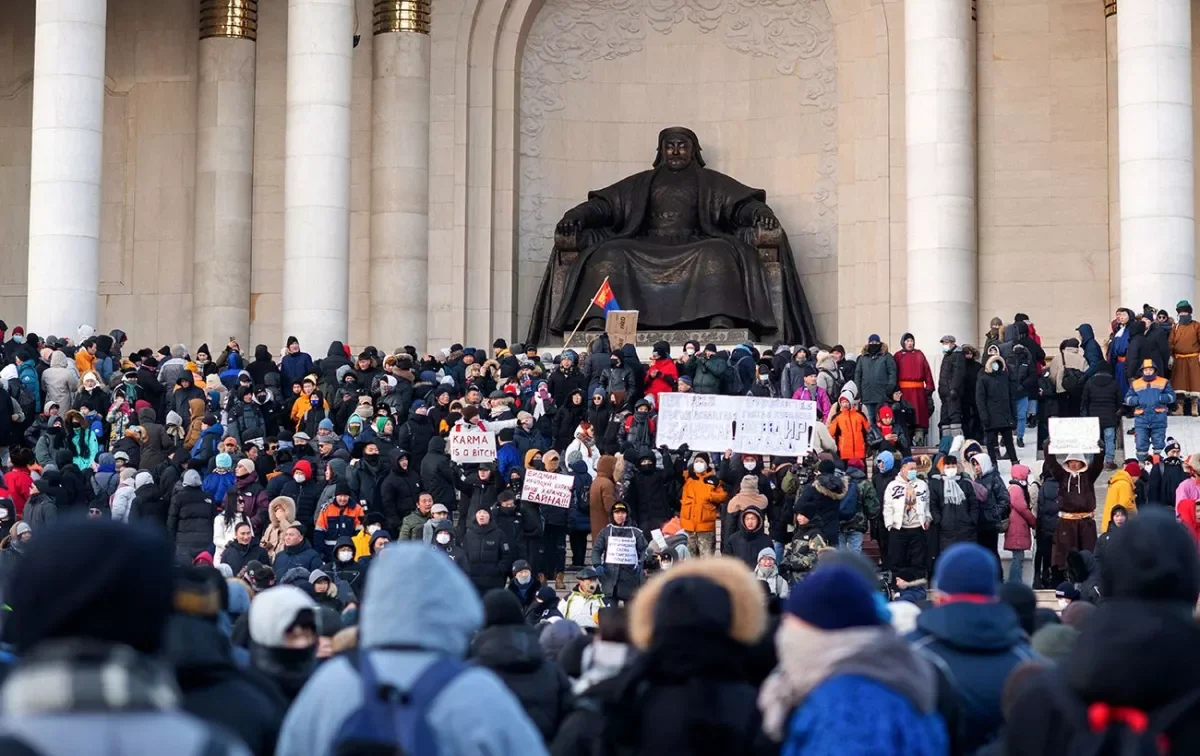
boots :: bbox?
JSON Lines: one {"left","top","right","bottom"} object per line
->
{"left": 555, "top": 572, "right": 565, "bottom": 590}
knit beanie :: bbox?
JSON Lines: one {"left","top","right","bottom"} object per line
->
{"left": 783, "top": 566, "right": 884, "bottom": 630}
{"left": 236, "top": 458, "right": 255, "bottom": 477}
{"left": 215, "top": 453, "right": 233, "bottom": 471}
{"left": 482, "top": 589, "right": 526, "bottom": 627}
{"left": 933, "top": 543, "right": 999, "bottom": 598}
{"left": 1100, "top": 509, "right": 1200, "bottom": 606}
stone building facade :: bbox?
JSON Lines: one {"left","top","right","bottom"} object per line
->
{"left": 0, "top": 0, "right": 1191, "bottom": 354}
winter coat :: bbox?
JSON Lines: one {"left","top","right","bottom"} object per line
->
{"left": 691, "top": 352, "right": 728, "bottom": 395}
{"left": 644, "top": 357, "right": 678, "bottom": 402}
{"left": 623, "top": 456, "right": 677, "bottom": 534}
{"left": 929, "top": 475, "right": 978, "bottom": 549}
{"left": 1147, "top": 456, "right": 1188, "bottom": 508}
{"left": 1004, "top": 482, "right": 1037, "bottom": 550}
{"left": 894, "top": 347, "right": 935, "bottom": 428}
{"left": 725, "top": 508, "right": 772, "bottom": 568}
{"left": 854, "top": 345, "right": 898, "bottom": 405}
{"left": 1170, "top": 317, "right": 1200, "bottom": 394}
{"left": 1080, "top": 369, "right": 1122, "bottom": 428}
{"left": 420, "top": 437, "right": 458, "bottom": 509}
{"left": 137, "top": 407, "right": 175, "bottom": 472}
{"left": 795, "top": 474, "right": 847, "bottom": 546}
{"left": 882, "top": 477, "right": 931, "bottom": 531}
{"left": 380, "top": 450, "right": 421, "bottom": 532}
{"left": 551, "top": 396, "right": 587, "bottom": 452}
{"left": 1048, "top": 346, "right": 1087, "bottom": 394}
{"left": 599, "top": 355, "right": 636, "bottom": 399}
{"left": 938, "top": 347, "right": 967, "bottom": 425}
{"left": 827, "top": 406, "right": 869, "bottom": 461}
{"left": 468, "top": 623, "right": 574, "bottom": 742}
{"left": 1125, "top": 366, "right": 1175, "bottom": 419}
{"left": 168, "top": 482, "right": 218, "bottom": 561}
{"left": 260, "top": 496, "right": 296, "bottom": 561}
{"left": 568, "top": 461, "right": 592, "bottom": 533}
{"left": 1102, "top": 470, "right": 1136, "bottom": 532}
{"left": 314, "top": 341, "right": 352, "bottom": 395}
{"left": 1043, "top": 452, "right": 1104, "bottom": 516}
{"left": 130, "top": 482, "right": 168, "bottom": 527}
{"left": 492, "top": 502, "right": 542, "bottom": 565}
{"left": 588, "top": 456, "right": 618, "bottom": 538}
{"left": 454, "top": 473, "right": 502, "bottom": 539}
{"left": 462, "top": 520, "right": 513, "bottom": 593}
{"left": 791, "top": 385, "right": 831, "bottom": 420}
{"left": 976, "top": 355, "right": 1017, "bottom": 430}
{"left": 40, "top": 350, "right": 78, "bottom": 410}
{"left": 271, "top": 540, "right": 323, "bottom": 576}
{"left": 679, "top": 468, "right": 727, "bottom": 534}
{"left": 1127, "top": 320, "right": 1171, "bottom": 384}
{"left": 592, "top": 521, "right": 646, "bottom": 598}
{"left": 279, "top": 350, "right": 314, "bottom": 389}
{"left": 218, "top": 539, "right": 270, "bottom": 576}
{"left": 908, "top": 602, "right": 1037, "bottom": 754}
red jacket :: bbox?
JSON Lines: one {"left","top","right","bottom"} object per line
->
{"left": 645, "top": 357, "right": 678, "bottom": 402}
{"left": 4, "top": 468, "right": 33, "bottom": 518}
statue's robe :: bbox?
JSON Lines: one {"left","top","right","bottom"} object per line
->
{"left": 526, "top": 164, "right": 818, "bottom": 345}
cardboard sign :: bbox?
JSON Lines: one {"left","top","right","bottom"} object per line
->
{"left": 448, "top": 423, "right": 497, "bottom": 463}
{"left": 604, "top": 532, "right": 639, "bottom": 566}
{"left": 605, "top": 310, "right": 639, "bottom": 350}
{"left": 521, "top": 469, "right": 574, "bottom": 508}
{"left": 651, "top": 528, "right": 669, "bottom": 552}
{"left": 656, "top": 394, "right": 817, "bottom": 456}
{"left": 1049, "top": 416, "right": 1100, "bottom": 455}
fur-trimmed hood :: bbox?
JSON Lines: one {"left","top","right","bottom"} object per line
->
{"left": 629, "top": 556, "right": 766, "bottom": 651}
{"left": 984, "top": 354, "right": 1008, "bottom": 373}
{"left": 813, "top": 473, "right": 848, "bottom": 500}
{"left": 860, "top": 342, "right": 890, "bottom": 356}
{"left": 269, "top": 496, "right": 296, "bottom": 525}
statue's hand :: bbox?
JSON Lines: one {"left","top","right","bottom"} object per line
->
{"left": 753, "top": 210, "right": 779, "bottom": 231}
{"left": 556, "top": 217, "right": 583, "bottom": 236}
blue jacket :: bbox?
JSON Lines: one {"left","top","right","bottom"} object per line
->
{"left": 271, "top": 542, "right": 324, "bottom": 576}
{"left": 1125, "top": 370, "right": 1175, "bottom": 420}
{"left": 191, "top": 423, "right": 224, "bottom": 464}
{"left": 1077, "top": 323, "right": 1105, "bottom": 379}
{"left": 280, "top": 351, "right": 314, "bottom": 388}
{"left": 496, "top": 442, "right": 522, "bottom": 480}
{"left": 568, "top": 460, "right": 592, "bottom": 532}
{"left": 16, "top": 361, "right": 39, "bottom": 413}
{"left": 276, "top": 543, "right": 546, "bottom": 756}
{"left": 203, "top": 470, "right": 235, "bottom": 505}
{"left": 783, "top": 675, "right": 947, "bottom": 756}
{"left": 908, "top": 602, "right": 1036, "bottom": 754}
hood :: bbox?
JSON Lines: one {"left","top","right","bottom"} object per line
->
{"left": 596, "top": 455, "right": 616, "bottom": 478}
{"left": 431, "top": 518, "right": 456, "bottom": 544}
{"left": 470, "top": 624, "right": 544, "bottom": 673}
{"left": 813, "top": 473, "right": 848, "bottom": 500}
{"left": 973, "top": 452, "right": 994, "bottom": 476}
{"left": 255, "top": 345, "right": 272, "bottom": 362}
{"left": 327, "top": 341, "right": 346, "bottom": 358}
{"left": 165, "top": 410, "right": 183, "bottom": 427}
{"left": 0, "top": 365, "right": 16, "bottom": 383}
{"left": 360, "top": 542, "right": 483, "bottom": 656}
{"left": 915, "top": 601, "right": 1026, "bottom": 651}
{"left": 333, "top": 535, "right": 355, "bottom": 554}
{"left": 49, "top": 351, "right": 70, "bottom": 370}
{"left": 739, "top": 506, "right": 765, "bottom": 533}
{"left": 984, "top": 355, "right": 1007, "bottom": 373}
{"left": 860, "top": 342, "right": 890, "bottom": 356}
{"left": 327, "top": 458, "right": 349, "bottom": 483}
{"left": 427, "top": 436, "right": 446, "bottom": 455}
{"left": 270, "top": 496, "right": 297, "bottom": 524}
{"left": 137, "top": 406, "right": 156, "bottom": 425}
{"left": 1077, "top": 323, "right": 1096, "bottom": 342}
{"left": 134, "top": 471, "right": 154, "bottom": 490}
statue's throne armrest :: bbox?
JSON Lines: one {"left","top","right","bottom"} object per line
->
{"left": 750, "top": 225, "right": 786, "bottom": 337}
{"left": 554, "top": 230, "right": 581, "bottom": 264}
{"left": 753, "top": 225, "right": 782, "bottom": 263}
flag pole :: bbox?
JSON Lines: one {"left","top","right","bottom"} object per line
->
{"left": 564, "top": 276, "right": 610, "bottom": 349}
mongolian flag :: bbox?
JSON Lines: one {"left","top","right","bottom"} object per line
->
{"left": 591, "top": 278, "right": 620, "bottom": 314}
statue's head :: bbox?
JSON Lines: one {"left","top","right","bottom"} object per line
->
{"left": 653, "top": 126, "right": 706, "bottom": 171}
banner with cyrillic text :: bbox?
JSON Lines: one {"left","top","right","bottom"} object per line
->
{"left": 656, "top": 394, "right": 818, "bottom": 456}
{"left": 521, "top": 469, "right": 574, "bottom": 508}
{"left": 449, "top": 424, "right": 497, "bottom": 463}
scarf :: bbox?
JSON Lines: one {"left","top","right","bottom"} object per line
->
{"left": 758, "top": 623, "right": 937, "bottom": 741}
{"left": 942, "top": 476, "right": 965, "bottom": 506}
{"left": 1181, "top": 313, "right": 1194, "bottom": 325}
{"left": 2, "top": 640, "right": 179, "bottom": 717}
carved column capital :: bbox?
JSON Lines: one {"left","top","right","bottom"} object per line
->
{"left": 374, "top": 0, "right": 431, "bottom": 34}
{"left": 200, "top": 0, "right": 258, "bottom": 41}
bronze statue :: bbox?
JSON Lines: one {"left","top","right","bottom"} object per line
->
{"left": 526, "top": 126, "right": 818, "bottom": 345}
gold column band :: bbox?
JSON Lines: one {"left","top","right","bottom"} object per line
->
{"left": 200, "top": 0, "right": 259, "bottom": 41}
{"left": 374, "top": 0, "right": 431, "bottom": 35}
{"left": 1105, "top": 0, "right": 1115, "bottom": 17}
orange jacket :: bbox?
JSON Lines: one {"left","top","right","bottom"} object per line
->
{"left": 75, "top": 350, "right": 95, "bottom": 376}
{"left": 679, "top": 471, "right": 728, "bottom": 533}
{"left": 828, "top": 409, "right": 869, "bottom": 460}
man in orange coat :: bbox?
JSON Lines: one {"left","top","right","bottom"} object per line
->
{"left": 679, "top": 452, "right": 728, "bottom": 557}
{"left": 828, "top": 389, "right": 869, "bottom": 465}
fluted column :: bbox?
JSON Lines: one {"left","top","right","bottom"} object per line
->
{"left": 1118, "top": 0, "right": 1194, "bottom": 309}
{"left": 283, "top": 0, "right": 354, "bottom": 349}
{"left": 26, "top": 0, "right": 107, "bottom": 336}
{"left": 370, "top": 0, "right": 430, "bottom": 350}
{"left": 905, "top": 0, "right": 977, "bottom": 354}
{"left": 1106, "top": 0, "right": 1120, "bottom": 307}
{"left": 193, "top": 0, "right": 257, "bottom": 347}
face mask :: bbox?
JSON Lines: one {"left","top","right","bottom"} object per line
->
{"left": 944, "top": 468, "right": 958, "bottom": 478}
{"left": 11, "top": 335, "right": 22, "bottom": 344}
{"left": 906, "top": 470, "right": 918, "bottom": 481}
{"left": 867, "top": 343, "right": 881, "bottom": 355}
{"left": 367, "top": 523, "right": 381, "bottom": 534}
{"left": 516, "top": 574, "right": 531, "bottom": 586}
{"left": 942, "top": 344, "right": 953, "bottom": 353}
{"left": 1057, "top": 598, "right": 1069, "bottom": 609}
{"left": 293, "top": 473, "right": 305, "bottom": 483}
{"left": 660, "top": 561, "right": 672, "bottom": 570}
{"left": 685, "top": 348, "right": 695, "bottom": 355}
{"left": 436, "top": 532, "right": 451, "bottom": 545}
{"left": 336, "top": 550, "right": 353, "bottom": 563}
{"left": 744, "top": 461, "right": 757, "bottom": 471}
{"left": 693, "top": 461, "right": 707, "bottom": 473}
{"left": 989, "top": 364, "right": 999, "bottom": 373}
{"left": 364, "top": 453, "right": 378, "bottom": 463}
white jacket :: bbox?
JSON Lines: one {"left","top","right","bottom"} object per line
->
{"left": 564, "top": 438, "right": 599, "bottom": 477}
{"left": 883, "top": 477, "right": 930, "bottom": 530}
{"left": 558, "top": 592, "right": 605, "bottom": 629}
{"left": 213, "top": 513, "right": 254, "bottom": 563}
{"left": 110, "top": 480, "right": 136, "bottom": 523}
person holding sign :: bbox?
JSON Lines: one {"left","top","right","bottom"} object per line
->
{"left": 591, "top": 503, "right": 647, "bottom": 603}
{"left": 1041, "top": 440, "right": 1104, "bottom": 572}
{"left": 1125, "top": 358, "right": 1177, "bottom": 462}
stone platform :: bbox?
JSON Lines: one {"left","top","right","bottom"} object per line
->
{"left": 561, "top": 328, "right": 753, "bottom": 350}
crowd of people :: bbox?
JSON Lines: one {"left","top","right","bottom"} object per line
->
{"left": 0, "top": 309, "right": 1196, "bottom": 755}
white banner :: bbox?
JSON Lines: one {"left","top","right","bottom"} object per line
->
{"left": 448, "top": 423, "right": 497, "bottom": 463}
{"left": 1049, "top": 416, "right": 1100, "bottom": 455}
{"left": 656, "top": 394, "right": 817, "bottom": 456}
{"left": 521, "top": 469, "right": 574, "bottom": 508}
{"left": 604, "top": 533, "right": 639, "bottom": 566}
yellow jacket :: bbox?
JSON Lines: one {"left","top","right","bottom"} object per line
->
{"left": 352, "top": 528, "right": 373, "bottom": 559}
{"left": 1101, "top": 470, "right": 1136, "bottom": 532}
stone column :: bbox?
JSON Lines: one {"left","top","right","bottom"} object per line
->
{"left": 193, "top": 0, "right": 257, "bottom": 347}
{"left": 1118, "top": 0, "right": 1194, "bottom": 309}
{"left": 282, "top": 0, "right": 354, "bottom": 350}
{"left": 905, "top": 0, "right": 977, "bottom": 356}
{"left": 1106, "top": 0, "right": 1120, "bottom": 308}
{"left": 26, "top": 0, "right": 107, "bottom": 337}
{"left": 370, "top": 0, "right": 430, "bottom": 350}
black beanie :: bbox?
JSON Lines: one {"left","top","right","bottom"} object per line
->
{"left": 287, "top": 336, "right": 299, "bottom": 348}
{"left": 1101, "top": 509, "right": 1200, "bottom": 605}
{"left": 334, "top": 480, "right": 352, "bottom": 497}
{"left": 482, "top": 588, "right": 525, "bottom": 627}
{"left": 9, "top": 519, "right": 174, "bottom": 654}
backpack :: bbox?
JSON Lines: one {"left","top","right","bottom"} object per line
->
{"left": 981, "top": 472, "right": 1010, "bottom": 534}
{"left": 819, "top": 367, "right": 844, "bottom": 401}
{"left": 330, "top": 651, "right": 466, "bottom": 756}
{"left": 726, "top": 353, "right": 752, "bottom": 396}
{"left": 1038, "top": 478, "right": 1061, "bottom": 533}
{"left": 1062, "top": 367, "right": 1086, "bottom": 395}
{"left": 8, "top": 380, "right": 34, "bottom": 421}
{"left": 1045, "top": 673, "right": 1200, "bottom": 756}
{"left": 837, "top": 474, "right": 859, "bottom": 521}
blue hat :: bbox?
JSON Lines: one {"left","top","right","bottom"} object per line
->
{"left": 901, "top": 456, "right": 915, "bottom": 466}
{"left": 868, "top": 334, "right": 880, "bottom": 342}
{"left": 215, "top": 452, "right": 233, "bottom": 470}
{"left": 934, "top": 543, "right": 998, "bottom": 597}
{"left": 783, "top": 566, "right": 884, "bottom": 630}
{"left": 318, "top": 418, "right": 334, "bottom": 432}
{"left": 876, "top": 454, "right": 895, "bottom": 473}
{"left": 411, "top": 399, "right": 425, "bottom": 411}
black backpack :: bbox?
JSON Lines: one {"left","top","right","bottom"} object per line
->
{"left": 1046, "top": 674, "right": 1200, "bottom": 756}
{"left": 331, "top": 651, "right": 466, "bottom": 756}
{"left": 1062, "top": 367, "right": 1086, "bottom": 395}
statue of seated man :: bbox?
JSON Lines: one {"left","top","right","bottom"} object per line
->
{"left": 526, "top": 126, "right": 817, "bottom": 344}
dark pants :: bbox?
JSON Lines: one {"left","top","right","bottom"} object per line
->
{"left": 976, "top": 529, "right": 1003, "bottom": 576}
{"left": 542, "top": 524, "right": 568, "bottom": 575}
{"left": 887, "top": 528, "right": 929, "bottom": 580}
{"left": 985, "top": 428, "right": 1019, "bottom": 463}
{"left": 569, "top": 531, "right": 589, "bottom": 568}
{"left": 1033, "top": 533, "right": 1061, "bottom": 588}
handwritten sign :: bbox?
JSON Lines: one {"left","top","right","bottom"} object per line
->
{"left": 657, "top": 394, "right": 817, "bottom": 456}
{"left": 1049, "top": 417, "right": 1100, "bottom": 455}
{"left": 605, "top": 310, "right": 639, "bottom": 350}
{"left": 650, "top": 528, "right": 668, "bottom": 552}
{"left": 521, "top": 469, "right": 574, "bottom": 508}
{"left": 448, "top": 424, "right": 497, "bottom": 463}
{"left": 604, "top": 533, "right": 639, "bottom": 566}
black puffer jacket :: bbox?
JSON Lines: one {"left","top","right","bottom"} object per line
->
{"left": 396, "top": 412, "right": 434, "bottom": 470}
{"left": 420, "top": 437, "right": 458, "bottom": 509}
{"left": 380, "top": 450, "right": 421, "bottom": 532}
{"left": 623, "top": 452, "right": 677, "bottom": 533}
{"left": 929, "top": 475, "right": 978, "bottom": 549}
{"left": 469, "top": 622, "right": 574, "bottom": 742}
{"left": 976, "top": 355, "right": 1016, "bottom": 430}
{"left": 1080, "top": 368, "right": 1122, "bottom": 428}
{"left": 794, "top": 473, "right": 846, "bottom": 546}
{"left": 315, "top": 341, "right": 352, "bottom": 394}
{"left": 462, "top": 520, "right": 512, "bottom": 593}
{"left": 724, "top": 507, "right": 773, "bottom": 568}
{"left": 167, "top": 474, "right": 217, "bottom": 561}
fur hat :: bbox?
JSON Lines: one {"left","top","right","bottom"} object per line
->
{"left": 629, "top": 557, "right": 765, "bottom": 650}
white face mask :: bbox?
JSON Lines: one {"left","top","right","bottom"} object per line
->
{"left": 1057, "top": 598, "right": 1069, "bottom": 609}
{"left": 744, "top": 461, "right": 757, "bottom": 471}
{"left": 367, "top": 524, "right": 381, "bottom": 534}
{"left": 942, "top": 344, "right": 953, "bottom": 353}
{"left": 685, "top": 347, "right": 696, "bottom": 355}
{"left": 660, "top": 561, "right": 672, "bottom": 570}
{"left": 516, "top": 574, "right": 531, "bottom": 586}
{"left": 336, "top": 550, "right": 353, "bottom": 563}
{"left": 944, "top": 468, "right": 958, "bottom": 478}
{"left": 435, "top": 532, "right": 451, "bottom": 545}
{"left": 293, "top": 473, "right": 305, "bottom": 483}
{"left": 693, "top": 461, "right": 707, "bottom": 473}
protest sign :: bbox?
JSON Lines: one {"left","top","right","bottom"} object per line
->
{"left": 1049, "top": 417, "right": 1100, "bottom": 455}
{"left": 650, "top": 528, "right": 668, "bottom": 552}
{"left": 606, "top": 310, "right": 639, "bottom": 350}
{"left": 657, "top": 394, "right": 816, "bottom": 456}
{"left": 521, "top": 469, "right": 574, "bottom": 508}
{"left": 448, "top": 423, "right": 497, "bottom": 463}
{"left": 604, "top": 533, "right": 639, "bottom": 566}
